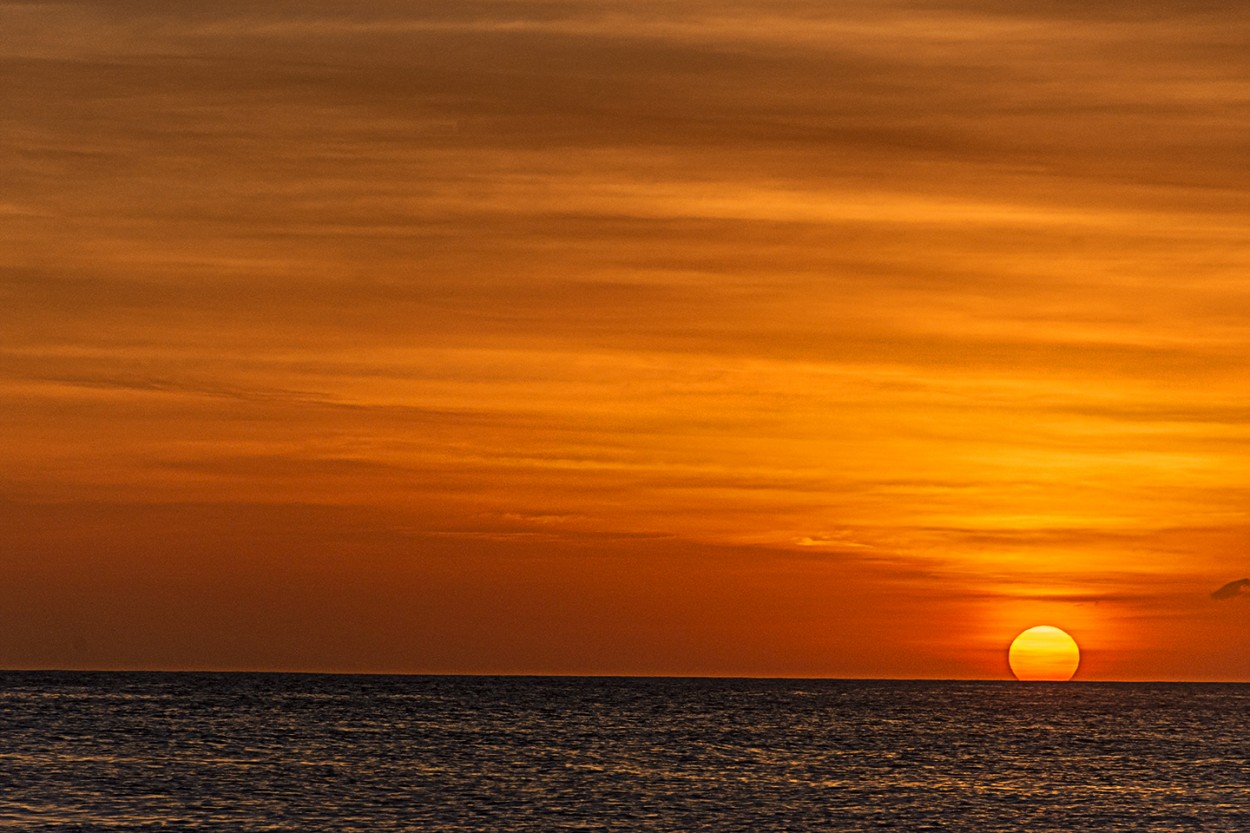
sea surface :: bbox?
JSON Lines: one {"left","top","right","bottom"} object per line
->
{"left": 1, "top": 673, "right": 1248, "bottom": 831}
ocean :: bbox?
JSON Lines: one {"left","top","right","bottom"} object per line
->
{"left": 2, "top": 673, "right": 1247, "bottom": 831}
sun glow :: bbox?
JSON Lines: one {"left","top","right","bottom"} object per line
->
{"left": 1008, "top": 626, "right": 1081, "bottom": 681}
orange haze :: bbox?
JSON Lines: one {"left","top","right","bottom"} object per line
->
{"left": 3, "top": 1, "right": 1250, "bottom": 679}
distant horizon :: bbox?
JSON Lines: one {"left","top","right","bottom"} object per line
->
{"left": 7, "top": 667, "right": 1250, "bottom": 686}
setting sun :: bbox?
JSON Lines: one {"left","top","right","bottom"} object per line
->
{"left": 1009, "top": 626, "right": 1081, "bottom": 682}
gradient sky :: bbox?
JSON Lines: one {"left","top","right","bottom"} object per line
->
{"left": 4, "top": 0, "right": 1250, "bottom": 679}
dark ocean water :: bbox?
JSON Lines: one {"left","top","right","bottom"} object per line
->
{"left": 2, "top": 673, "right": 1248, "bottom": 831}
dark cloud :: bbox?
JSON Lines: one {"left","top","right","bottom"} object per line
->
{"left": 1211, "top": 578, "right": 1250, "bottom": 601}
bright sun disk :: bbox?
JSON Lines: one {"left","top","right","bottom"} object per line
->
{"left": 1008, "top": 625, "right": 1080, "bottom": 681}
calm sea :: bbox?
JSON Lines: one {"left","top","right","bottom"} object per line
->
{"left": 2, "top": 673, "right": 1247, "bottom": 831}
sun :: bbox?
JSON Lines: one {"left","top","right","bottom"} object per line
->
{"left": 1008, "top": 625, "right": 1080, "bottom": 681}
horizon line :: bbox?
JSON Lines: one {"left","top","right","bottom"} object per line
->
{"left": 2, "top": 668, "right": 1247, "bottom": 685}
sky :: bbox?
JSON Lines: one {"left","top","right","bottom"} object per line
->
{"left": 3, "top": 0, "right": 1250, "bottom": 680}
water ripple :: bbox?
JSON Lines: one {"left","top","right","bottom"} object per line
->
{"left": 1, "top": 674, "right": 1248, "bottom": 831}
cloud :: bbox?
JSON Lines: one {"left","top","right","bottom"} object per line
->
{"left": 1211, "top": 578, "right": 1250, "bottom": 601}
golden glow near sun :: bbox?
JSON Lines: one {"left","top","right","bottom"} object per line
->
{"left": 1008, "top": 626, "right": 1081, "bottom": 682}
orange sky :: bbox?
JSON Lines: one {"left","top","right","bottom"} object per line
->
{"left": 3, "top": 0, "right": 1250, "bottom": 679}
